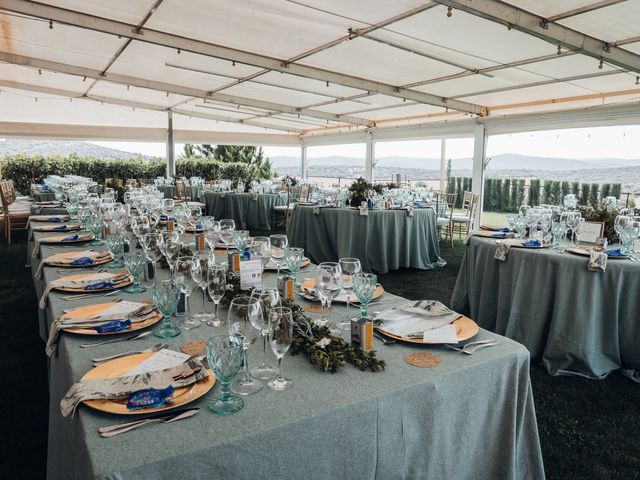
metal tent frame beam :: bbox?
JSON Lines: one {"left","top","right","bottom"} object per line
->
{"left": 546, "top": 0, "right": 627, "bottom": 22}
{"left": 432, "top": 0, "right": 640, "bottom": 74}
{"left": 0, "top": 0, "right": 483, "bottom": 114}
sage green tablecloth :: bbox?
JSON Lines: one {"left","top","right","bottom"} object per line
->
{"left": 157, "top": 185, "right": 203, "bottom": 202}
{"left": 287, "top": 206, "right": 446, "bottom": 274}
{"left": 203, "top": 192, "right": 287, "bottom": 230}
{"left": 32, "top": 239, "right": 544, "bottom": 480}
{"left": 33, "top": 191, "right": 57, "bottom": 202}
{"left": 451, "top": 236, "right": 640, "bottom": 381}
{"left": 30, "top": 204, "right": 67, "bottom": 215}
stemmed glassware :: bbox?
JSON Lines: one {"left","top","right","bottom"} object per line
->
{"left": 191, "top": 251, "right": 214, "bottom": 324}
{"left": 232, "top": 230, "right": 250, "bottom": 253}
{"left": 228, "top": 297, "right": 263, "bottom": 395}
{"left": 104, "top": 234, "right": 124, "bottom": 268}
{"left": 123, "top": 251, "right": 147, "bottom": 293}
{"left": 338, "top": 257, "right": 361, "bottom": 328}
{"left": 206, "top": 264, "right": 227, "bottom": 327}
{"left": 206, "top": 334, "right": 245, "bottom": 415}
{"left": 250, "top": 288, "right": 280, "bottom": 380}
{"left": 86, "top": 215, "right": 104, "bottom": 245}
{"left": 249, "top": 236, "right": 271, "bottom": 285}
{"left": 160, "top": 231, "right": 181, "bottom": 274}
{"left": 219, "top": 219, "right": 236, "bottom": 248}
{"left": 173, "top": 256, "right": 201, "bottom": 330}
{"left": 352, "top": 273, "right": 377, "bottom": 319}
{"left": 269, "top": 234, "right": 288, "bottom": 276}
{"left": 130, "top": 215, "right": 150, "bottom": 249}
{"left": 315, "top": 262, "right": 343, "bottom": 333}
{"left": 142, "top": 233, "right": 164, "bottom": 286}
{"left": 551, "top": 222, "right": 566, "bottom": 250}
{"left": 268, "top": 307, "right": 294, "bottom": 391}
{"left": 565, "top": 211, "right": 581, "bottom": 246}
{"left": 284, "top": 247, "right": 305, "bottom": 287}
{"left": 203, "top": 220, "right": 221, "bottom": 251}
{"left": 152, "top": 279, "right": 181, "bottom": 338}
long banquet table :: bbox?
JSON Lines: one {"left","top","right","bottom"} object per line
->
{"left": 30, "top": 204, "right": 67, "bottom": 215}
{"left": 287, "top": 206, "right": 445, "bottom": 274}
{"left": 451, "top": 236, "right": 640, "bottom": 381}
{"left": 203, "top": 191, "right": 287, "bottom": 230}
{"left": 31, "top": 225, "right": 545, "bottom": 480}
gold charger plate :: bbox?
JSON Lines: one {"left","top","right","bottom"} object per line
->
{"left": 61, "top": 301, "right": 163, "bottom": 335}
{"left": 81, "top": 352, "right": 216, "bottom": 415}
{"left": 299, "top": 278, "right": 384, "bottom": 303}
{"left": 46, "top": 251, "right": 114, "bottom": 268}
{"left": 55, "top": 271, "right": 133, "bottom": 293}
{"left": 566, "top": 247, "right": 629, "bottom": 259}
{"left": 376, "top": 315, "right": 479, "bottom": 345}
{"left": 40, "top": 233, "right": 95, "bottom": 244}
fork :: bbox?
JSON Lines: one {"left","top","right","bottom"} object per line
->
{"left": 444, "top": 339, "right": 500, "bottom": 354}
{"left": 92, "top": 342, "right": 167, "bottom": 365}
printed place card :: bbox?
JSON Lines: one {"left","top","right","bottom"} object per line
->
{"left": 240, "top": 259, "right": 263, "bottom": 290}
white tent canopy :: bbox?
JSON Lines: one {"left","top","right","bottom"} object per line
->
{"left": 0, "top": 0, "right": 638, "bottom": 146}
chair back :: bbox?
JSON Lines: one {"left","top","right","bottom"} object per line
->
{"left": 435, "top": 192, "right": 455, "bottom": 219}
{"left": 175, "top": 180, "right": 187, "bottom": 201}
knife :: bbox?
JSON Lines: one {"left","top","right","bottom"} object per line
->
{"left": 99, "top": 408, "right": 200, "bottom": 437}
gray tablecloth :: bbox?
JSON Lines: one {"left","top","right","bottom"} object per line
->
{"left": 203, "top": 192, "right": 287, "bottom": 230}
{"left": 30, "top": 204, "right": 67, "bottom": 215}
{"left": 33, "top": 191, "right": 57, "bottom": 202}
{"left": 158, "top": 185, "right": 204, "bottom": 202}
{"left": 31, "top": 238, "right": 544, "bottom": 480}
{"left": 451, "top": 236, "right": 640, "bottom": 381}
{"left": 287, "top": 206, "right": 446, "bottom": 274}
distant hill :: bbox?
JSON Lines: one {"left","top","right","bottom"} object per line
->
{"left": 0, "top": 139, "right": 155, "bottom": 160}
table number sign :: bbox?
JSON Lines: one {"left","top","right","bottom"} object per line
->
{"left": 577, "top": 221, "right": 604, "bottom": 245}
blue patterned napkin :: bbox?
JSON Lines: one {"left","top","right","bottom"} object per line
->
{"left": 606, "top": 248, "right": 626, "bottom": 257}
{"left": 127, "top": 386, "right": 175, "bottom": 411}
{"left": 71, "top": 257, "right": 95, "bottom": 266}
{"left": 94, "top": 319, "right": 131, "bottom": 333}
{"left": 491, "top": 233, "right": 507, "bottom": 238}
{"left": 61, "top": 234, "right": 79, "bottom": 242}
{"left": 522, "top": 240, "right": 541, "bottom": 247}
{"left": 84, "top": 281, "right": 113, "bottom": 291}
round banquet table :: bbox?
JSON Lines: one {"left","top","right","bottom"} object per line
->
{"left": 203, "top": 191, "right": 287, "bottom": 230}
{"left": 157, "top": 185, "right": 203, "bottom": 202}
{"left": 451, "top": 236, "right": 640, "bottom": 381}
{"left": 287, "top": 206, "right": 446, "bottom": 274}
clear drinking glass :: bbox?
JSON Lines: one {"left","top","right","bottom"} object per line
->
{"left": 142, "top": 232, "right": 163, "bottom": 286}
{"left": 249, "top": 236, "right": 271, "bottom": 286}
{"left": 268, "top": 307, "right": 294, "bottom": 391}
{"left": 204, "top": 220, "right": 221, "bottom": 251}
{"left": 228, "top": 297, "right": 263, "bottom": 395}
{"left": 105, "top": 233, "right": 124, "bottom": 268}
{"left": 173, "top": 255, "right": 201, "bottom": 330}
{"left": 339, "top": 257, "right": 362, "bottom": 328}
{"left": 284, "top": 247, "right": 305, "bottom": 287}
{"left": 352, "top": 272, "right": 377, "bottom": 319}
{"left": 219, "top": 219, "right": 236, "bottom": 248}
{"left": 86, "top": 215, "right": 104, "bottom": 245}
{"left": 206, "top": 334, "right": 245, "bottom": 415}
{"left": 191, "top": 251, "right": 214, "bottom": 324}
{"left": 206, "top": 264, "right": 227, "bottom": 327}
{"left": 250, "top": 288, "right": 280, "bottom": 380}
{"left": 160, "top": 231, "right": 181, "bottom": 274}
{"left": 123, "top": 250, "right": 147, "bottom": 293}
{"left": 269, "top": 234, "right": 288, "bottom": 276}
{"left": 315, "top": 262, "right": 343, "bottom": 332}
{"left": 232, "top": 230, "right": 250, "bottom": 253}
{"left": 152, "top": 279, "right": 181, "bottom": 338}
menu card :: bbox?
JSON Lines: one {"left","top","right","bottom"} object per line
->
{"left": 240, "top": 259, "right": 263, "bottom": 290}
{"left": 126, "top": 349, "right": 191, "bottom": 376}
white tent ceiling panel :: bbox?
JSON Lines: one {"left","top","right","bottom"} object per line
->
{"left": 515, "top": 55, "right": 619, "bottom": 79}
{"left": 357, "top": 103, "right": 446, "bottom": 121}
{"left": 144, "top": 0, "right": 366, "bottom": 60}
{"left": 35, "top": 0, "right": 159, "bottom": 25}
{"left": 462, "top": 83, "right": 596, "bottom": 107}
{"left": 171, "top": 113, "right": 286, "bottom": 134}
{"left": 558, "top": 2, "right": 640, "bottom": 43}
{"left": 290, "top": 0, "right": 435, "bottom": 25}
{"left": 0, "top": 12, "right": 123, "bottom": 70}
{"left": 389, "top": 6, "right": 558, "bottom": 64}
{"left": 196, "top": 101, "right": 272, "bottom": 117}
{"left": 312, "top": 100, "right": 377, "bottom": 115}
{"left": 221, "top": 81, "right": 335, "bottom": 108}
{"left": 490, "top": 93, "right": 640, "bottom": 116}
{"left": 89, "top": 81, "right": 192, "bottom": 108}
{"left": 569, "top": 73, "right": 640, "bottom": 92}
{"left": 624, "top": 42, "right": 640, "bottom": 54}
{"left": 0, "top": 64, "right": 87, "bottom": 92}
{"left": 502, "top": 0, "right": 607, "bottom": 18}
{"left": 183, "top": 103, "right": 261, "bottom": 120}
{"left": 299, "top": 36, "right": 461, "bottom": 85}
{"left": 255, "top": 71, "right": 366, "bottom": 99}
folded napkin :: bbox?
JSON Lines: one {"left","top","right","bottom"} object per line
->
{"left": 45, "top": 301, "right": 156, "bottom": 356}
{"left": 358, "top": 206, "right": 368, "bottom": 216}
{"left": 588, "top": 249, "right": 608, "bottom": 272}
{"left": 606, "top": 248, "right": 625, "bottom": 257}
{"left": 31, "top": 233, "right": 92, "bottom": 258}
{"left": 491, "top": 233, "right": 507, "bottom": 238}
{"left": 38, "top": 272, "right": 127, "bottom": 309}
{"left": 494, "top": 242, "right": 511, "bottom": 262}
{"left": 35, "top": 250, "right": 110, "bottom": 279}
{"left": 379, "top": 301, "right": 460, "bottom": 337}
{"left": 35, "top": 201, "right": 62, "bottom": 206}
{"left": 29, "top": 215, "right": 69, "bottom": 224}
{"left": 521, "top": 240, "right": 542, "bottom": 247}
{"left": 60, "top": 357, "right": 208, "bottom": 417}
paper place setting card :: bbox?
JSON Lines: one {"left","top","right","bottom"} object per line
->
{"left": 126, "top": 349, "right": 191, "bottom": 376}
{"left": 240, "top": 259, "right": 263, "bottom": 290}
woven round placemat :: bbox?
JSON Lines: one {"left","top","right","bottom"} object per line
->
{"left": 404, "top": 352, "right": 442, "bottom": 368}
{"left": 180, "top": 339, "right": 207, "bottom": 356}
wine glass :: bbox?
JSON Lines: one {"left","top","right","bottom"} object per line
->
{"left": 352, "top": 272, "right": 378, "bottom": 319}
{"left": 206, "top": 334, "right": 245, "bottom": 415}
{"left": 249, "top": 236, "right": 271, "bottom": 286}
{"left": 206, "top": 264, "right": 227, "bottom": 327}
{"left": 142, "top": 233, "right": 164, "bottom": 286}
{"left": 104, "top": 233, "right": 124, "bottom": 268}
{"left": 191, "top": 251, "right": 214, "bottom": 324}
{"left": 268, "top": 307, "right": 294, "bottom": 391}
{"left": 339, "top": 257, "right": 362, "bottom": 328}
{"left": 219, "top": 219, "right": 236, "bottom": 248}
{"left": 160, "top": 231, "right": 181, "bottom": 274}
{"left": 173, "top": 256, "right": 201, "bottom": 330}
{"left": 152, "top": 279, "right": 181, "bottom": 338}
{"left": 131, "top": 215, "right": 150, "bottom": 248}
{"left": 228, "top": 297, "right": 263, "bottom": 395}
{"left": 269, "top": 234, "right": 288, "bottom": 276}
{"left": 204, "top": 220, "right": 221, "bottom": 251}
{"left": 315, "top": 262, "right": 343, "bottom": 333}
{"left": 250, "top": 288, "right": 280, "bottom": 380}
{"left": 284, "top": 247, "right": 305, "bottom": 287}
{"left": 123, "top": 250, "right": 147, "bottom": 293}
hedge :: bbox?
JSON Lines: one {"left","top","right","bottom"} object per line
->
{"left": 0, "top": 154, "right": 263, "bottom": 193}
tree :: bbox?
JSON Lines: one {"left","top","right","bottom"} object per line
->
{"left": 182, "top": 144, "right": 275, "bottom": 179}
{"left": 182, "top": 144, "right": 197, "bottom": 157}
{"left": 446, "top": 159, "right": 452, "bottom": 183}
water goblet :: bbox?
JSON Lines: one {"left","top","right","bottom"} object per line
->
{"left": 352, "top": 272, "right": 378, "bottom": 319}
{"left": 123, "top": 251, "right": 147, "bottom": 293}
{"left": 152, "top": 279, "right": 181, "bottom": 338}
{"left": 232, "top": 230, "right": 250, "bottom": 253}
{"left": 267, "top": 307, "right": 294, "bottom": 392}
{"left": 219, "top": 219, "right": 236, "bottom": 248}
{"left": 228, "top": 297, "right": 263, "bottom": 395}
{"left": 283, "top": 247, "right": 304, "bottom": 287}
{"left": 86, "top": 215, "right": 104, "bottom": 245}
{"left": 104, "top": 233, "right": 124, "bottom": 268}
{"left": 206, "top": 334, "right": 245, "bottom": 415}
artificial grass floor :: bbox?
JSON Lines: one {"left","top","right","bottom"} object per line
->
{"left": 1, "top": 232, "right": 638, "bottom": 479}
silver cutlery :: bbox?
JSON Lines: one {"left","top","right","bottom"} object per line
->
{"left": 99, "top": 408, "right": 200, "bottom": 438}
{"left": 80, "top": 330, "right": 152, "bottom": 348}
{"left": 462, "top": 340, "right": 501, "bottom": 354}
{"left": 62, "top": 290, "right": 119, "bottom": 301}
{"left": 444, "top": 339, "right": 500, "bottom": 354}
{"left": 92, "top": 343, "right": 167, "bottom": 365}
{"left": 373, "top": 329, "right": 396, "bottom": 344}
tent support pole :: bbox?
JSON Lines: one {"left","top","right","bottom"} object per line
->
{"left": 471, "top": 123, "right": 486, "bottom": 228}
{"left": 166, "top": 111, "right": 176, "bottom": 177}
